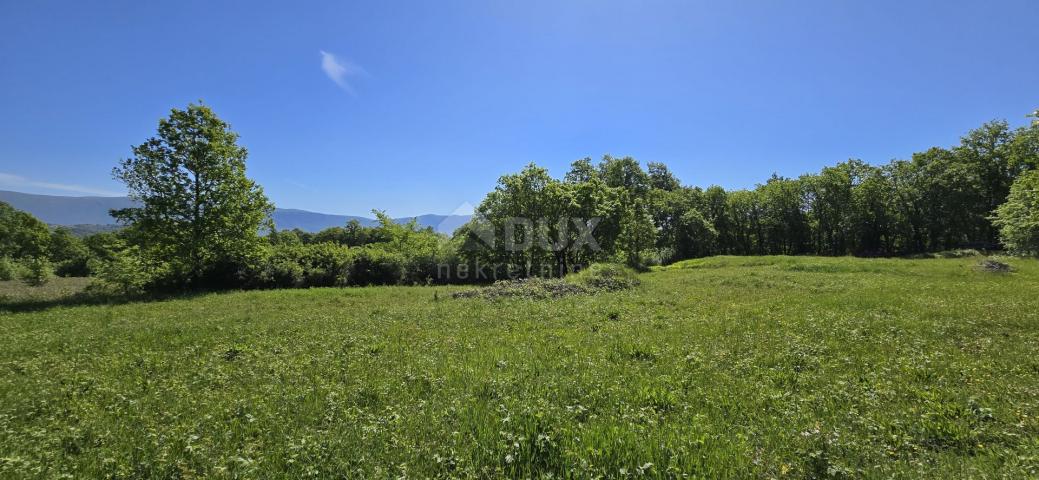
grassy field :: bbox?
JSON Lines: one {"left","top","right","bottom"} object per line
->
{"left": 0, "top": 277, "right": 91, "bottom": 305}
{"left": 1, "top": 256, "right": 1038, "bottom": 478}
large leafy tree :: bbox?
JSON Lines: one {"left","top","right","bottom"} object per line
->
{"left": 112, "top": 103, "right": 273, "bottom": 286}
{"left": 994, "top": 170, "right": 1039, "bottom": 255}
{"left": 474, "top": 164, "right": 557, "bottom": 276}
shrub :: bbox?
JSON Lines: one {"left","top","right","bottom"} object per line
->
{"left": 49, "top": 227, "right": 94, "bottom": 277}
{"left": 250, "top": 243, "right": 352, "bottom": 288}
{"left": 348, "top": 248, "right": 405, "bottom": 286}
{"left": 454, "top": 264, "right": 641, "bottom": 299}
{"left": 568, "top": 263, "right": 641, "bottom": 290}
{"left": 260, "top": 258, "right": 306, "bottom": 288}
{"left": 0, "top": 256, "right": 17, "bottom": 281}
{"left": 54, "top": 253, "right": 94, "bottom": 277}
{"left": 19, "top": 257, "right": 53, "bottom": 287}
{"left": 87, "top": 247, "right": 169, "bottom": 296}
{"left": 298, "top": 243, "right": 352, "bottom": 287}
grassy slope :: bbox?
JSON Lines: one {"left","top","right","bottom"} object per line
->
{"left": 1, "top": 256, "right": 1038, "bottom": 478}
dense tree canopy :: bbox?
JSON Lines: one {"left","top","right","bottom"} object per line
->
{"left": 994, "top": 170, "right": 1039, "bottom": 255}
{"left": 458, "top": 111, "right": 1039, "bottom": 270}
{"left": 0, "top": 201, "right": 51, "bottom": 259}
{"left": 112, "top": 103, "right": 273, "bottom": 287}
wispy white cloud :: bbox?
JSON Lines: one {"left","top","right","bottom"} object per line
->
{"left": 0, "top": 172, "right": 123, "bottom": 197}
{"left": 320, "top": 50, "right": 366, "bottom": 94}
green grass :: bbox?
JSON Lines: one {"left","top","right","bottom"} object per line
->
{"left": 2, "top": 256, "right": 1038, "bottom": 478}
{"left": 0, "top": 277, "right": 91, "bottom": 305}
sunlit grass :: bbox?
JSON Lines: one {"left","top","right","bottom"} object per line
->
{"left": 1, "top": 256, "right": 1037, "bottom": 478}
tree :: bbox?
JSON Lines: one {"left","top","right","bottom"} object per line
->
{"left": 343, "top": 219, "right": 371, "bottom": 246}
{"left": 0, "top": 202, "right": 51, "bottom": 259}
{"left": 565, "top": 157, "right": 599, "bottom": 184}
{"left": 599, "top": 155, "right": 650, "bottom": 197}
{"left": 757, "top": 175, "right": 810, "bottom": 255}
{"left": 19, "top": 257, "right": 53, "bottom": 287}
{"left": 647, "top": 162, "right": 681, "bottom": 191}
{"left": 993, "top": 170, "right": 1039, "bottom": 255}
{"left": 617, "top": 197, "right": 656, "bottom": 268}
{"left": 474, "top": 164, "right": 558, "bottom": 276}
{"left": 112, "top": 103, "right": 273, "bottom": 287}
{"left": 849, "top": 165, "right": 893, "bottom": 255}
{"left": 49, "top": 227, "right": 93, "bottom": 276}
{"left": 955, "top": 121, "right": 1017, "bottom": 245}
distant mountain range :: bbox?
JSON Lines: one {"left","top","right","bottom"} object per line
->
{"left": 0, "top": 190, "right": 471, "bottom": 235}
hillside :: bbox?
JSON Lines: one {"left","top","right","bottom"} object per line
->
{"left": 0, "top": 190, "right": 470, "bottom": 234}
{"left": 2, "top": 256, "right": 1037, "bottom": 477}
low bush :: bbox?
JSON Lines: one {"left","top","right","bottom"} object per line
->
{"left": 54, "top": 256, "right": 93, "bottom": 277}
{"left": 568, "top": 263, "right": 641, "bottom": 290}
{"left": 248, "top": 243, "right": 351, "bottom": 288}
{"left": 19, "top": 257, "right": 53, "bottom": 287}
{"left": 258, "top": 257, "right": 306, "bottom": 288}
{"left": 348, "top": 248, "right": 406, "bottom": 286}
{"left": 247, "top": 243, "right": 417, "bottom": 289}
{"left": 454, "top": 264, "right": 641, "bottom": 299}
{"left": 87, "top": 248, "right": 170, "bottom": 296}
{"left": 0, "top": 256, "right": 17, "bottom": 281}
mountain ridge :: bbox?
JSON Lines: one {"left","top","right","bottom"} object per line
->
{"left": 0, "top": 190, "right": 471, "bottom": 234}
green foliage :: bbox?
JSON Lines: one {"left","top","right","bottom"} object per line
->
{"left": 111, "top": 102, "right": 273, "bottom": 289}
{"left": 347, "top": 247, "right": 405, "bottom": 286}
{"left": 568, "top": 262, "right": 640, "bottom": 290}
{"left": 455, "top": 263, "right": 640, "bottom": 299}
{"left": 0, "top": 201, "right": 51, "bottom": 259}
{"left": 252, "top": 242, "right": 350, "bottom": 288}
{"left": 48, "top": 227, "right": 93, "bottom": 277}
{"left": 459, "top": 111, "right": 1038, "bottom": 269}
{"left": 28, "top": 104, "right": 1031, "bottom": 295}
{"left": 0, "top": 256, "right": 18, "bottom": 281}
{"left": 18, "top": 257, "right": 53, "bottom": 287}
{"left": 87, "top": 247, "right": 169, "bottom": 296}
{"left": 248, "top": 221, "right": 448, "bottom": 289}
{"left": 255, "top": 256, "right": 306, "bottom": 288}
{"left": 81, "top": 231, "right": 124, "bottom": 263}
{"left": 993, "top": 170, "right": 1039, "bottom": 255}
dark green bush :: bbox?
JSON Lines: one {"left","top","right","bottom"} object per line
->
{"left": 348, "top": 248, "right": 405, "bottom": 286}
{"left": 260, "top": 258, "right": 306, "bottom": 288}
{"left": 49, "top": 227, "right": 94, "bottom": 277}
{"left": 299, "top": 243, "right": 352, "bottom": 287}
{"left": 252, "top": 243, "right": 352, "bottom": 288}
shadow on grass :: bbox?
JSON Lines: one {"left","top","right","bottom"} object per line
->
{"left": 0, "top": 290, "right": 210, "bottom": 314}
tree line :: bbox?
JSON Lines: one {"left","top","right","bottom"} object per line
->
{"left": 1, "top": 104, "right": 1037, "bottom": 293}
{"left": 458, "top": 112, "right": 1039, "bottom": 272}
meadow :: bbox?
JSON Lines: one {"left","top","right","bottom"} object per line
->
{"left": 1, "top": 256, "right": 1038, "bottom": 478}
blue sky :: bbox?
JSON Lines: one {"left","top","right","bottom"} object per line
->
{"left": 1, "top": 0, "right": 1037, "bottom": 217}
